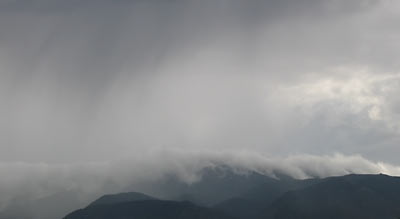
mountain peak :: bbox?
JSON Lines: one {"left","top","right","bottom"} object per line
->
{"left": 89, "top": 192, "right": 156, "bottom": 207}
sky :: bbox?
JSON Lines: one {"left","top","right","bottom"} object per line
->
{"left": 1, "top": 0, "right": 400, "bottom": 213}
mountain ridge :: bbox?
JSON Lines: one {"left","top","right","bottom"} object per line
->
{"left": 62, "top": 171, "right": 400, "bottom": 219}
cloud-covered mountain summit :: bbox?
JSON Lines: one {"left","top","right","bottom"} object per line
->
{"left": 1, "top": 152, "right": 400, "bottom": 219}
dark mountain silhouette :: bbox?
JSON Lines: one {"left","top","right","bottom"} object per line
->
{"left": 62, "top": 172, "right": 400, "bottom": 219}
{"left": 88, "top": 192, "right": 156, "bottom": 206}
{"left": 63, "top": 200, "right": 235, "bottom": 219}
{"left": 263, "top": 174, "right": 400, "bottom": 219}
{"left": 214, "top": 173, "right": 318, "bottom": 219}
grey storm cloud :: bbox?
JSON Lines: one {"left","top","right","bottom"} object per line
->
{"left": 1, "top": 0, "right": 399, "bottom": 163}
{"left": 1, "top": 0, "right": 400, "bottom": 217}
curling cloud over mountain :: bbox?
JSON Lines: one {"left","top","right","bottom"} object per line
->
{"left": 1, "top": 151, "right": 400, "bottom": 211}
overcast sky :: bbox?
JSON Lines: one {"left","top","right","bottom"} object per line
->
{"left": 1, "top": 0, "right": 400, "bottom": 164}
{"left": 2, "top": 1, "right": 400, "bottom": 216}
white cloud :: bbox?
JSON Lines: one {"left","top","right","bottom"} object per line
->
{"left": 275, "top": 67, "right": 400, "bottom": 132}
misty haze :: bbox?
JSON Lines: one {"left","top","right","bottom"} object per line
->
{"left": 1, "top": 0, "right": 400, "bottom": 219}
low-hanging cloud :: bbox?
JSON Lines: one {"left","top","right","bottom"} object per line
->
{"left": 1, "top": 151, "right": 400, "bottom": 211}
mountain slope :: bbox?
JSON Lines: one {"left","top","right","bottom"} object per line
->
{"left": 63, "top": 200, "right": 235, "bottom": 219}
{"left": 88, "top": 192, "right": 156, "bottom": 206}
{"left": 264, "top": 174, "right": 400, "bottom": 219}
{"left": 133, "top": 166, "right": 278, "bottom": 206}
{"left": 62, "top": 173, "right": 400, "bottom": 219}
{"left": 214, "top": 175, "right": 318, "bottom": 219}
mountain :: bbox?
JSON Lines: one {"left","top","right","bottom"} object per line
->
{"left": 88, "top": 192, "right": 156, "bottom": 206}
{"left": 263, "top": 174, "right": 400, "bottom": 219}
{"left": 62, "top": 171, "right": 400, "bottom": 219}
{"left": 63, "top": 200, "right": 235, "bottom": 219}
{"left": 132, "top": 166, "right": 277, "bottom": 206}
{"left": 215, "top": 173, "right": 400, "bottom": 219}
{"left": 214, "top": 174, "right": 318, "bottom": 219}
